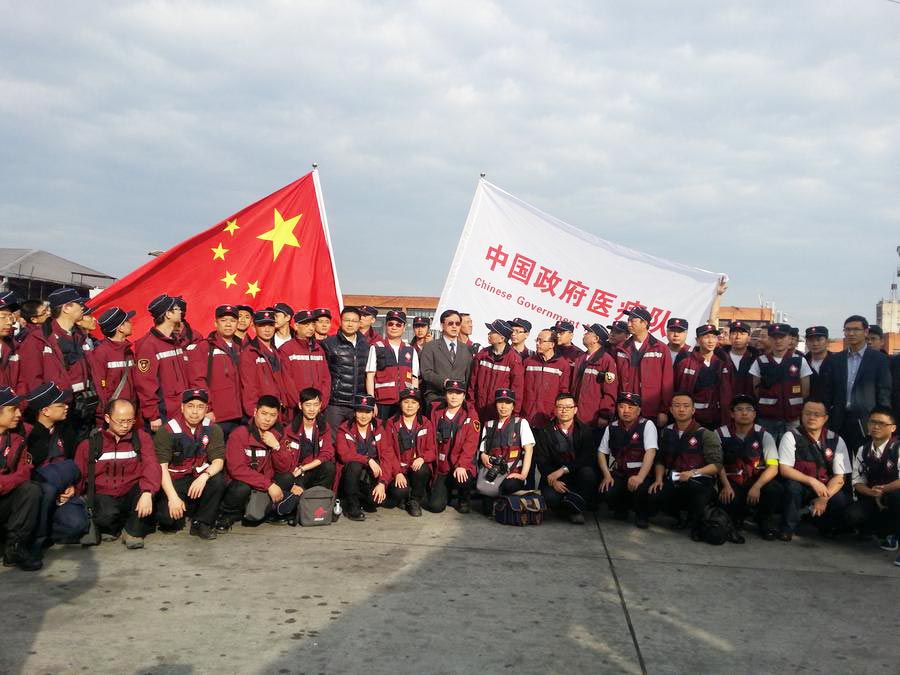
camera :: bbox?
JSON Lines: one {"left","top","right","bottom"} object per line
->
{"left": 485, "top": 455, "right": 508, "bottom": 482}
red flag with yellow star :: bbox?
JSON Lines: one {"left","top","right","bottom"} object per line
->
{"left": 88, "top": 170, "right": 343, "bottom": 337}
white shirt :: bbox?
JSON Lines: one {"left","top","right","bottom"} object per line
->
{"left": 443, "top": 337, "right": 458, "bottom": 353}
{"left": 365, "top": 342, "right": 420, "bottom": 377}
{"left": 274, "top": 333, "right": 291, "bottom": 349}
{"left": 778, "top": 430, "right": 849, "bottom": 475}
{"left": 809, "top": 357, "right": 824, "bottom": 374}
{"left": 749, "top": 354, "right": 813, "bottom": 379}
{"left": 598, "top": 419, "right": 658, "bottom": 455}
{"left": 632, "top": 340, "right": 644, "bottom": 352}
{"left": 852, "top": 440, "right": 899, "bottom": 485}
{"left": 478, "top": 417, "right": 535, "bottom": 455}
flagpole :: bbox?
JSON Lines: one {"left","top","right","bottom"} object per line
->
{"left": 312, "top": 164, "right": 345, "bottom": 308}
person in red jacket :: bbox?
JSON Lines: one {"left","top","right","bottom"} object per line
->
{"left": 382, "top": 388, "right": 435, "bottom": 516}
{"left": 509, "top": 317, "right": 534, "bottom": 363}
{"left": 614, "top": 306, "right": 674, "bottom": 426}
{"left": 0, "top": 291, "right": 21, "bottom": 390}
{"left": 551, "top": 320, "right": 584, "bottom": 369}
{"left": 426, "top": 379, "right": 479, "bottom": 513}
{"left": 276, "top": 387, "right": 337, "bottom": 498}
{"left": 186, "top": 304, "right": 243, "bottom": 437}
{"left": 90, "top": 307, "right": 137, "bottom": 425}
{"left": 522, "top": 328, "right": 572, "bottom": 430}
{"left": 218, "top": 394, "right": 293, "bottom": 529}
{"left": 358, "top": 305, "right": 383, "bottom": 343}
{"left": 606, "top": 320, "right": 630, "bottom": 350}
{"left": 410, "top": 316, "right": 432, "bottom": 354}
{"left": 365, "top": 310, "right": 418, "bottom": 421}
{"left": 239, "top": 309, "right": 297, "bottom": 419}
{"left": 74, "top": 399, "right": 160, "bottom": 549}
{"left": 133, "top": 294, "right": 190, "bottom": 432}
{"left": 721, "top": 320, "right": 758, "bottom": 398}
{"left": 665, "top": 317, "right": 691, "bottom": 362}
{"left": 467, "top": 319, "right": 524, "bottom": 423}
{"left": 281, "top": 310, "right": 331, "bottom": 410}
{"left": 673, "top": 324, "right": 733, "bottom": 429}
{"left": 335, "top": 395, "right": 389, "bottom": 521}
{"left": 572, "top": 323, "right": 617, "bottom": 431}
{"left": 0, "top": 387, "right": 42, "bottom": 571}
{"left": 234, "top": 304, "right": 254, "bottom": 345}
{"left": 312, "top": 307, "right": 332, "bottom": 342}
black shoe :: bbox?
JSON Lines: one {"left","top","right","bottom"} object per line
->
{"left": 190, "top": 522, "right": 217, "bottom": 540}
{"left": 347, "top": 507, "right": 366, "bottom": 521}
{"left": 456, "top": 499, "right": 471, "bottom": 514}
{"left": 672, "top": 516, "right": 689, "bottom": 530}
{"left": 3, "top": 542, "right": 43, "bottom": 572}
{"left": 569, "top": 512, "right": 585, "bottom": 525}
{"left": 729, "top": 532, "right": 746, "bottom": 544}
{"left": 361, "top": 501, "right": 377, "bottom": 513}
{"left": 214, "top": 518, "right": 234, "bottom": 534}
{"left": 761, "top": 529, "right": 777, "bottom": 541}
{"left": 266, "top": 515, "right": 292, "bottom": 526}
{"left": 690, "top": 528, "right": 703, "bottom": 542}
{"left": 778, "top": 531, "right": 793, "bottom": 542}
{"left": 635, "top": 516, "right": 649, "bottom": 529}
{"left": 406, "top": 500, "right": 422, "bottom": 517}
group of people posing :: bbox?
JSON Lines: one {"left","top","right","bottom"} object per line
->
{"left": 0, "top": 285, "right": 898, "bottom": 573}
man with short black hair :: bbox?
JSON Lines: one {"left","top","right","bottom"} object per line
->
{"left": 312, "top": 308, "right": 332, "bottom": 342}
{"left": 804, "top": 325, "right": 832, "bottom": 402}
{"left": 234, "top": 304, "right": 254, "bottom": 344}
{"left": 321, "top": 307, "right": 370, "bottom": 432}
{"left": 552, "top": 320, "right": 584, "bottom": 369}
{"left": 272, "top": 302, "right": 294, "bottom": 349}
{"left": 276, "top": 388, "right": 336, "bottom": 499}
{"left": 419, "top": 309, "right": 473, "bottom": 406}
{"left": 665, "top": 317, "right": 690, "bottom": 361}
{"left": 866, "top": 325, "right": 886, "bottom": 353}
{"left": 459, "top": 313, "right": 476, "bottom": 353}
{"left": 509, "top": 317, "right": 534, "bottom": 363}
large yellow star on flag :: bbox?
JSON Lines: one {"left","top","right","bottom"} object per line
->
{"left": 221, "top": 270, "right": 237, "bottom": 288}
{"left": 211, "top": 242, "right": 229, "bottom": 261}
{"left": 245, "top": 280, "right": 261, "bottom": 298}
{"left": 223, "top": 219, "right": 240, "bottom": 236}
{"left": 257, "top": 208, "right": 302, "bottom": 260}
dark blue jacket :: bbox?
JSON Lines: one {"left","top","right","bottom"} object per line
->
{"left": 321, "top": 332, "right": 369, "bottom": 406}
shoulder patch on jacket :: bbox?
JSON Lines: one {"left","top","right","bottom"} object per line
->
{"left": 137, "top": 358, "right": 151, "bottom": 373}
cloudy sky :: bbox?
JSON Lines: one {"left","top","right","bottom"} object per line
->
{"left": 2, "top": 1, "right": 898, "bottom": 332}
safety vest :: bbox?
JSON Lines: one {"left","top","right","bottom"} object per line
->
{"left": 165, "top": 417, "right": 212, "bottom": 476}
{"left": 660, "top": 423, "right": 707, "bottom": 474}
{"left": 858, "top": 438, "right": 899, "bottom": 488}
{"left": 717, "top": 424, "right": 766, "bottom": 487}
{"left": 608, "top": 418, "right": 650, "bottom": 477}
{"left": 291, "top": 420, "right": 327, "bottom": 463}
{"left": 791, "top": 428, "right": 840, "bottom": 483}
{"left": 393, "top": 416, "right": 429, "bottom": 469}
{"left": 485, "top": 417, "right": 525, "bottom": 473}
{"left": 756, "top": 354, "right": 804, "bottom": 421}
{"left": 353, "top": 425, "right": 381, "bottom": 460}
{"left": 372, "top": 341, "right": 414, "bottom": 403}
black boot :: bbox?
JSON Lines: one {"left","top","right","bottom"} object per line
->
{"left": 406, "top": 500, "right": 422, "bottom": 517}
{"left": 3, "top": 541, "right": 43, "bottom": 572}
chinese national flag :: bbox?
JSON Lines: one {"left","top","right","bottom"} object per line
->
{"left": 88, "top": 171, "right": 343, "bottom": 337}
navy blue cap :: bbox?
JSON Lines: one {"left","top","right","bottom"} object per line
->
{"left": 667, "top": 317, "right": 688, "bottom": 331}
{"left": 273, "top": 302, "right": 294, "bottom": 317}
{"left": 868, "top": 325, "right": 884, "bottom": 337}
{"left": 617, "top": 391, "right": 641, "bottom": 406}
{"left": 624, "top": 306, "right": 652, "bottom": 323}
{"left": 293, "top": 309, "right": 315, "bottom": 324}
{"left": 730, "top": 394, "right": 758, "bottom": 411}
{"left": 148, "top": 294, "right": 177, "bottom": 319}
{"left": 444, "top": 379, "right": 466, "bottom": 393}
{"left": 494, "top": 388, "right": 515, "bottom": 402}
{"left": 509, "top": 317, "right": 533, "bottom": 333}
{"left": 608, "top": 320, "right": 629, "bottom": 333}
{"left": 729, "top": 320, "right": 751, "bottom": 334}
{"left": 553, "top": 320, "right": 575, "bottom": 333}
{"left": 215, "top": 304, "right": 239, "bottom": 319}
{"left": 236, "top": 304, "right": 254, "bottom": 314}
{"left": 398, "top": 387, "right": 420, "bottom": 401}
{"left": 485, "top": 319, "right": 513, "bottom": 340}
{"left": 182, "top": 388, "right": 209, "bottom": 404}
{"left": 586, "top": 323, "right": 609, "bottom": 341}
{"left": 805, "top": 325, "right": 829, "bottom": 338}
{"left": 412, "top": 316, "right": 429, "bottom": 327}
{"left": 695, "top": 323, "right": 719, "bottom": 338}
{"left": 354, "top": 394, "right": 376, "bottom": 411}
{"left": 312, "top": 308, "right": 332, "bottom": 320}
{"left": 48, "top": 287, "right": 86, "bottom": 309}
{"left": 0, "top": 291, "right": 21, "bottom": 312}
{"left": 385, "top": 310, "right": 407, "bottom": 324}
{"left": 357, "top": 305, "right": 379, "bottom": 317}
{"left": 172, "top": 296, "right": 187, "bottom": 314}
{"left": 26, "top": 382, "right": 71, "bottom": 411}
{"left": 768, "top": 323, "right": 791, "bottom": 337}
{"left": 98, "top": 307, "right": 136, "bottom": 335}
{"left": 253, "top": 309, "right": 276, "bottom": 325}
{"left": 0, "top": 387, "right": 23, "bottom": 408}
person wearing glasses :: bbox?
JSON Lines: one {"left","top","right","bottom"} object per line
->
{"left": 776, "top": 400, "right": 851, "bottom": 541}
{"left": 522, "top": 328, "right": 571, "bottom": 430}
{"left": 508, "top": 317, "right": 534, "bottom": 363}
{"left": 365, "top": 310, "right": 419, "bottom": 422}
{"left": 419, "top": 309, "right": 473, "bottom": 406}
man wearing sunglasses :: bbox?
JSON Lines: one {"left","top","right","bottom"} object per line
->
{"left": 366, "top": 310, "right": 419, "bottom": 421}
{"left": 419, "top": 310, "right": 473, "bottom": 406}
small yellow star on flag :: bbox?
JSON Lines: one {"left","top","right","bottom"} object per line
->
{"left": 221, "top": 271, "right": 237, "bottom": 289}
{"left": 257, "top": 208, "right": 302, "bottom": 260}
{"left": 245, "top": 280, "right": 261, "bottom": 298}
{"left": 223, "top": 219, "right": 240, "bottom": 236}
{"left": 211, "top": 242, "right": 229, "bottom": 261}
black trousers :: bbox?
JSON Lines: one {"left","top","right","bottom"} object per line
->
{"left": 541, "top": 466, "right": 600, "bottom": 513}
{"left": 156, "top": 473, "right": 226, "bottom": 529}
{"left": 600, "top": 474, "right": 652, "bottom": 519}
{"left": 650, "top": 478, "right": 716, "bottom": 526}
{"left": 325, "top": 405, "right": 355, "bottom": 441}
{"left": 376, "top": 403, "right": 399, "bottom": 422}
{"left": 94, "top": 483, "right": 155, "bottom": 538}
{"left": 720, "top": 479, "right": 784, "bottom": 531}
{"left": 425, "top": 471, "right": 475, "bottom": 512}
{"left": 34, "top": 480, "right": 89, "bottom": 546}
{"left": 273, "top": 461, "right": 337, "bottom": 493}
{"left": 386, "top": 465, "right": 432, "bottom": 507}
{"left": 340, "top": 461, "right": 379, "bottom": 511}
{"left": 781, "top": 480, "right": 852, "bottom": 534}
{"left": 219, "top": 480, "right": 262, "bottom": 521}
{"left": 844, "top": 492, "right": 900, "bottom": 537}
{"left": 0, "top": 480, "right": 40, "bottom": 544}
{"left": 499, "top": 477, "right": 526, "bottom": 495}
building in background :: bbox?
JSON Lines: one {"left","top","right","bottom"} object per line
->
{"left": 0, "top": 248, "right": 114, "bottom": 299}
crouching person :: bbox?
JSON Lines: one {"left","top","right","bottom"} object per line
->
{"left": 426, "top": 379, "right": 478, "bottom": 514}
{"left": 597, "top": 392, "right": 658, "bottom": 529}
{"left": 276, "top": 388, "right": 337, "bottom": 498}
{"left": 75, "top": 399, "right": 160, "bottom": 549}
{"left": 777, "top": 400, "right": 851, "bottom": 541}
{"left": 534, "top": 393, "right": 598, "bottom": 524}
{"left": 153, "top": 388, "right": 226, "bottom": 540}
{"left": 0, "top": 387, "right": 42, "bottom": 571}
{"left": 218, "top": 395, "right": 292, "bottom": 530}
{"left": 476, "top": 388, "right": 534, "bottom": 507}
{"left": 382, "top": 388, "right": 434, "bottom": 516}
{"left": 336, "top": 395, "right": 389, "bottom": 521}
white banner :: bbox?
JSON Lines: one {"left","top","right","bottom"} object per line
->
{"left": 434, "top": 179, "right": 725, "bottom": 346}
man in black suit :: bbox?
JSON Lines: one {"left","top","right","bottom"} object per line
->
{"left": 825, "top": 315, "right": 892, "bottom": 457}
{"left": 419, "top": 309, "right": 473, "bottom": 406}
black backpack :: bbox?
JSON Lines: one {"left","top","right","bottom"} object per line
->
{"left": 700, "top": 504, "right": 734, "bottom": 545}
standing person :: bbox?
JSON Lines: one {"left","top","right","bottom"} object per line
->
{"left": 509, "top": 317, "right": 534, "bottom": 363}
{"left": 276, "top": 388, "right": 337, "bottom": 498}
{"left": 419, "top": 309, "right": 473, "bottom": 407}
{"left": 239, "top": 309, "right": 297, "bottom": 419}
{"left": 804, "top": 325, "right": 832, "bottom": 402}
{"left": 272, "top": 302, "right": 294, "bottom": 349}
{"left": 721, "top": 320, "right": 757, "bottom": 398}
{"left": 597, "top": 392, "right": 658, "bottom": 528}
{"left": 572, "top": 323, "right": 617, "bottom": 431}
{"left": 170, "top": 296, "right": 203, "bottom": 349}
{"left": 777, "top": 400, "right": 851, "bottom": 541}
{"left": 467, "top": 319, "right": 524, "bottom": 423}
{"left": 824, "top": 315, "right": 892, "bottom": 459}
{"left": 614, "top": 306, "right": 674, "bottom": 428}
{"left": 673, "top": 324, "right": 732, "bottom": 429}
{"left": 0, "top": 387, "right": 43, "bottom": 571}
{"left": 665, "top": 318, "right": 691, "bottom": 361}
{"left": 866, "top": 325, "right": 887, "bottom": 353}
{"left": 91, "top": 307, "right": 137, "bottom": 424}
{"left": 153, "top": 389, "right": 226, "bottom": 540}
{"left": 552, "top": 320, "right": 584, "bottom": 369}
{"left": 358, "top": 305, "right": 382, "bottom": 343}
{"left": 459, "top": 313, "right": 477, "bottom": 354}
{"left": 476, "top": 389, "right": 534, "bottom": 499}
{"left": 365, "top": 310, "right": 419, "bottom": 421}
{"left": 521, "top": 328, "right": 571, "bottom": 430}
{"left": 715, "top": 395, "right": 782, "bottom": 540}
{"left": 606, "top": 320, "right": 630, "bottom": 351}
{"left": 280, "top": 310, "right": 331, "bottom": 409}
{"left": 0, "top": 292, "right": 21, "bottom": 389}
{"left": 312, "top": 308, "right": 332, "bottom": 342}
{"left": 133, "top": 294, "right": 190, "bottom": 432}
{"left": 426, "top": 379, "right": 478, "bottom": 514}
{"left": 381, "top": 388, "right": 435, "bottom": 516}
{"left": 533, "top": 393, "right": 598, "bottom": 524}
{"left": 186, "top": 305, "right": 243, "bottom": 438}
{"left": 410, "top": 316, "right": 432, "bottom": 354}
{"left": 335, "top": 395, "right": 388, "bottom": 521}
{"left": 234, "top": 305, "right": 254, "bottom": 345}
{"left": 321, "top": 307, "right": 370, "bottom": 433}
{"left": 750, "top": 323, "right": 811, "bottom": 442}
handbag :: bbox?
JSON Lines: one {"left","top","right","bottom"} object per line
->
{"left": 493, "top": 490, "right": 546, "bottom": 526}
{"left": 243, "top": 490, "right": 272, "bottom": 523}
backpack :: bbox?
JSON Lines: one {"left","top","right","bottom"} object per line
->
{"left": 296, "top": 486, "right": 335, "bottom": 527}
{"left": 493, "top": 490, "right": 546, "bottom": 526}
{"left": 700, "top": 504, "right": 734, "bottom": 545}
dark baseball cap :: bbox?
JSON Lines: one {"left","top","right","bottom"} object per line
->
{"left": 412, "top": 316, "right": 430, "bottom": 328}
{"left": 729, "top": 320, "right": 751, "bottom": 334}
{"left": 585, "top": 323, "right": 609, "bottom": 341}
{"left": 273, "top": 302, "right": 294, "bottom": 317}
{"left": 485, "top": 319, "right": 513, "bottom": 340}
{"left": 444, "top": 379, "right": 466, "bottom": 393}
{"left": 48, "top": 287, "right": 86, "bottom": 309}
{"left": 695, "top": 323, "right": 719, "bottom": 338}
{"left": 608, "top": 320, "right": 629, "bottom": 333}
{"left": 494, "top": 388, "right": 515, "bottom": 403}
{"left": 354, "top": 394, "right": 376, "bottom": 411}
{"left": 667, "top": 317, "right": 688, "bottom": 332}
{"left": 767, "top": 323, "right": 791, "bottom": 337}
{"left": 509, "top": 317, "right": 532, "bottom": 332}
{"left": 398, "top": 387, "right": 420, "bottom": 401}
{"left": 26, "top": 382, "right": 71, "bottom": 411}
{"left": 312, "top": 308, "right": 332, "bottom": 320}
{"left": 730, "top": 394, "right": 758, "bottom": 411}
{"left": 617, "top": 391, "right": 641, "bottom": 406}
{"left": 0, "top": 387, "right": 23, "bottom": 408}
{"left": 868, "top": 325, "right": 884, "bottom": 337}
{"left": 789, "top": 326, "right": 800, "bottom": 338}
{"left": 0, "top": 291, "right": 21, "bottom": 312}
{"left": 553, "top": 320, "right": 575, "bottom": 333}
{"left": 98, "top": 307, "right": 136, "bottom": 336}
{"left": 624, "top": 306, "right": 652, "bottom": 323}
{"left": 293, "top": 310, "right": 315, "bottom": 324}
{"left": 148, "top": 294, "right": 177, "bottom": 319}
{"left": 805, "top": 326, "right": 829, "bottom": 338}
{"left": 385, "top": 310, "right": 407, "bottom": 324}
{"left": 172, "top": 296, "right": 187, "bottom": 314}
{"left": 215, "top": 304, "right": 239, "bottom": 319}
{"left": 357, "top": 305, "right": 378, "bottom": 317}
{"left": 236, "top": 304, "right": 254, "bottom": 314}
{"left": 182, "top": 388, "right": 209, "bottom": 404}
{"left": 253, "top": 309, "right": 276, "bottom": 325}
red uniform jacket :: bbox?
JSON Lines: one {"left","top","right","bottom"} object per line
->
{"left": 186, "top": 334, "right": 243, "bottom": 423}
{"left": 467, "top": 345, "right": 524, "bottom": 421}
{"left": 722, "top": 346, "right": 758, "bottom": 398}
{"left": 225, "top": 424, "right": 292, "bottom": 491}
{"left": 239, "top": 338, "right": 297, "bottom": 417}
{"left": 133, "top": 328, "right": 189, "bottom": 424}
{"left": 283, "top": 417, "right": 335, "bottom": 467}
{"left": 17, "top": 320, "right": 92, "bottom": 394}
{"left": 89, "top": 338, "right": 136, "bottom": 419}
{"left": 279, "top": 337, "right": 331, "bottom": 408}
{"left": 572, "top": 348, "right": 618, "bottom": 426}
{"left": 0, "top": 338, "right": 19, "bottom": 390}
{"left": 75, "top": 428, "right": 160, "bottom": 498}
{"left": 522, "top": 353, "right": 572, "bottom": 429}
{"left": 555, "top": 343, "right": 584, "bottom": 370}
{"left": 614, "top": 335, "right": 674, "bottom": 418}
{"left": 0, "top": 428, "right": 32, "bottom": 495}
{"left": 382, "top": 415, "right": 437, "bottom": 483}
{"left": 335, "top": 420, "right": 389, "bottom": 486}
{"left": 363, "top": 327, "right": 383, "bottom": 343}
{"left": 673, "top": 350, "right": 733, "bottom": 428}
{"left": 429, "top": 402, "right": 479, "bottom": 476}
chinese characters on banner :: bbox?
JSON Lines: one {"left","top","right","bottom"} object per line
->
{"left": 435, "top": 179, "right": 724, "bottom": 346}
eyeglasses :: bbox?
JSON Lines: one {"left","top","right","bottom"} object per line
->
{"left": 386, "top": 321, "right": 404, "bottom": 327}
{"left": 555, "top": 405, "right": 576, "bottom": 411}
{"left": 867, "top": 419, "right": 894, "bottom": 427}
{"left": 444, "top": 321, "right": 460, "bottom": 326}
{"left": 732, "top": 406, "right": 756, "bottom": 414}
{"left": 109, "top": 418, "right": 135, "bottom": 425}
{"left": 802, "top": 411, "right": 827, "bottom": 418}
{"left": 511, "top": 328, "right": 526, "bottom": 335}
{"left": 536, "top": 338, "right": 554, "bottom": 343}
